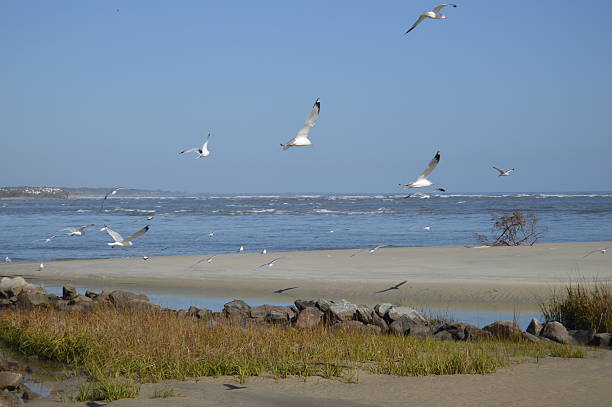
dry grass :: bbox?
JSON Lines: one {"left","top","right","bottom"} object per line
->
{"left": 540, "top": 279, "right": 612, "bottom": 332}
{"left": 0, "top": 305, "right": 586, "bottom": 387}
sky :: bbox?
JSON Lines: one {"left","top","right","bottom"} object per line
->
{"left": 1, "top": 1, "right": 611, "bottom": 194}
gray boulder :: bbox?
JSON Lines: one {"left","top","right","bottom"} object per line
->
{"left": 0, "top": 277, "right": 28, "bottom": 299}
{"left": 433, "top": 330, "right": 455, "bottom": 341}
{"left": 435, "top": 322, "right": 489, "bottom": 341}
{"left": 85, "top": 290, "right": 98, "bottom": 298}
{"left": 62, "top": 284, "right": 78, "bottom": 300}
{"left": 15, "top": 290, "right": 49, "bottom": 308}
{"left": 295, "top": 307, "right": 324, "bottom": 329}
{"left": 315, "top": 299, "right": 333, "bottom": 313}
{"left": 541, "top": 321, "right": 574, "bottom": 344}
{"left": 250, "top": 305, "right": 294, "bottom": 325}
{"left": 409, "top": 325, "right": 433, "bottom": 340}
{"left": 294, "top": 299, "right": 318, "bottom": 310}
{"left": 223, "top": 299, "right": 251, "bottom": 319}
{"left": 483, "top": 320, "right": 522, "bottom": 340}
{"left": 374, "top": 303, "right": 393, "bottom": 318}
{"left": 389, "top": 315, "right": 427, "bottom": 336}
{"left": 108, "top": 290, "right": 150, "bottom": 306}
{"left": 568, "top": 329, "right": 595, "bottom": 346}
{"left": 521, "top": 332, "right": 540, "bottom": 342}
{"left": 386, "top": 306, "right": 428, "bottom": 325}
{"left": 0, "top": 372, "right": 22, "bottom": 390}
{"left": 0, "top": 299, "right": 12, "bottom": 307}
{"left": 371, "top": 312, "right": 389, "bottom": 333}
{"left": 327, "top": 299, "right": 358, "bottom": 322}
{"left": 590, "top": 333, "right": 611, "bottom": 347}
{"left": 355, "top": 306, "right": 374, "bottom": 324}
{"left": 331, "top": 320, "right": 367, "bottom": 332}
{"left": 526, "top": 318, "right": 543, "bottom": 336}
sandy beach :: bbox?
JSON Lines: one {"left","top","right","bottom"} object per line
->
{"left": 3, "top": 241, "right": 611, "bottom": 312}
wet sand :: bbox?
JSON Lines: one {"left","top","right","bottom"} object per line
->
{"left": 3, "top": 241, "right": 611, "bottom": 312}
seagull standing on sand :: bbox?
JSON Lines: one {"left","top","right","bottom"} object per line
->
{"left": 180, "top": 133, "right": 211, "bottom": 158}
{"left": 38, "top": 263, "right": 44, "bottom": 271}
{"left": 100, "top": 225, "right": 150, "bottom": 247}
{"left": 351, "top": 245, "right": 387, "bottom": 257}
{"left": 5, "top": 256, "right": 11, "bottom": 263}
{"left": 405, "top": 4, "right": 457, "bottom": 34}
{"left": 238, "top": 246, "right": 244, "bottom": 253}
{"left": 583, "top": 246, "right": 611, "bottom": 258}
{"left": 281, "top": 98, "right": 320, "bottom": 150}
{"left": 257, "top": 258, "right": 281, "bottom": 269}
{"left": 64, "top": 224, "right": 95, "bottom": 237}
{"left": 493, "top": 167, "right": 515, "bottom": 176}
{"left": 401, "top": 151, "right": 441, "bottom": 189}
{"left": 261, "top": 249, "right": 267, "bottom": 254}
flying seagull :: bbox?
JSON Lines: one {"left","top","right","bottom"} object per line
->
{"left": 375, "top": 280, "right": 408, "bottom": 294}
{"left": 35, "top": 235, "right": 58, "bottom": 243}
{"left": 401, "top": 151, "right": 441, "bottom": 188}
{"left": 100, "top": 187, "right": 123, "bottom": 211}
{"left": 423, "top": 226, "right": 431, "bottom": 231}
{"left": 257, "top": 258, "right": 281, "bottom": 269}
{"left": 405, "top": 4, "right": 457, "bottom": 34}
{"left": 180, "top": 133, "right": 211, "bottom": 158}
{"left": 351, "top": 245, "right": 387, "bottom": 257}
{"left": 493, "top": 166, "right": 515, "bottom": 176}
{"left": 434, "top": 188, "right": 446, "bottom": 192}
{"left": 281, "top": 98, "right": 320, "bottom": 150}
{"left": 583, "top": 246, "right": 611, "bottom": 258}
{"left": 101, "top": 225, "right": 150, "bottom": 247}
{"left": 64, "top": 224, "right": 95, "bottom": 237}
{"left": 273, "top": 286, "right": 299, "bottom": 294}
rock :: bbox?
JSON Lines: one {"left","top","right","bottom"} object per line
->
{"left": 386, "top": 307, "right": 428, "bottom": 326}
{"left": 590, "top": 333, "right": 611, "bottom": 347}
{"left": 250, "top": 305, "right": 295, "bottom": 325}
{"left": 294, "top": 299, "right": 318, "bottom": 311}
{"left": 526, "top": 318, "right": 543, "bottom": 336}
{"left": 295, "top": 307, "right": 324, "bottom": 329}
{"left": 0, "top": 372, "right": 22, "bottom": 390}
{"left": 176, "top": 309, "right": 187, "bottom": 319}
{"left": 108, "top": 290, "right": 150, "bottom": 306}
{"left": 541, "top": 321, "right": 574, "bottom": 344}
{"left": 187, "top": 306, "right": 200, "bottom": 317}
{"left": 15, "top": 290, "right": 49, "bottom": 308}
{"left": 355, "top": 306, "right": 374, "bottom": 325}
{"left": 327, "top": 299, "right": 358, "bottom": 322}
{"left": 371, "top": 312, "right": 389, "bottom": 333}
{"left": 568, "top": 329, "right": 595, "bottom": 346}
{"left": 0, "top": 277, "right": 28, "bottom": 299}
{"left": 483, "top": 320, "right": 522, "bottom": 340}
{"left": 62, "top": 284, "right": 77, "bottom": 300}
{"left": 46, "top": 294, "right": 60, "bottom": 305}
{"left": 374, "top": 303, "right": 393, "bottom": 318}
{"left": 389, "top": 315, "right": 426, "bottom": 336}
{"left": 223, "top": 299, "right": 251, "bottom": 319}
{"left": 521, "top": 332, "right": 540, "bottom": 342}
{"left": 409, "top": 325, "right": 433, "bottom": 340}
{"left": 0, "top": 392, "right": 20, "bottom": 407}
{"left": 93, "top": 290, "right": 111, "bottom": 303}
{"left": 195, "top": 308, "right": 213, "bottom": 320}
{"left": 69, "top": 295, "right": 93, "bottom": 305}
{"left": 435, "top": 322, "right": 488, "bottom": 341}
{"left": 20, "top": 384, "right": 40, "bottom": 401}
{"left": 331, "top": 320, "right": 367, "bottom": 332}
{"left": 433, "top": 330, "right": 455, "bottom": 341}
{"left": 0, "top": 299, "right": 13, "bottom": 307}
{"left": 315, "top": 299, "right": 333, "bottom": 313}
{"left": 85, "top": 290, "right": 98, "bottom": 299}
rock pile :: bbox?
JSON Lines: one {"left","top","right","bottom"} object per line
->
{"left": 0, "top": 356, "right": 39, "bottom": 407}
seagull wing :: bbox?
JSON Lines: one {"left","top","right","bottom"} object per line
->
{"left": 297, "top": 98, "right": 320, "bottom": 138}
{"left": 417, "top": 151, "right": 441, "bottom": 180}
{"left": 123, "top": 225, "right": 150, "bottom": 242}
{"left": 433, "top": 3, "right": 457, "bottom": 13}
{"left": 492, "top": 166, "right": 505, "bottom": 175}
{"left": 180, "top": 147, "right": 199, "bottom": 154}
{"left": 103, "top": 227, "right": 124, "bottom": 243}
{"left": 79, "top": 224, "right": 94, "bottom": 232}
{"left": 405, "top": 15, "right": 426, "bottom": 34}
{"left": 64, "top": 227, "right": 78, "bottom": 233}
{"left": 395, "top": 280, "right": 408, "bottom": 288}
{"left": 201, "top": 133, "right": 211, "bottom": 153}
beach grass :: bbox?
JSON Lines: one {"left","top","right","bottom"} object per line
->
{"left": 540, "top": 279, "right": 612, "bottom": 333}
{"left": 0, "top": 305, "right": 587, "bottom": 390}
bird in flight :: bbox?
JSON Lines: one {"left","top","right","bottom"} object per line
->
{"left": 434, "top": 188, "right": 446, "bottom": 192}
{"left": 64, "top": 224, "right": 95, "bottom": 237}
{"left": 583, "top": 246, "right": 611, "bottom": 258}
{"left": 405, "top": 4, "right": 457, "bottom": 34}
{"left": 257, "top": 258, "right": 281, "bottom": 269}
{"left": 35, "top": 235, "right": 59, "bottom": 243}
{"left": 401, "top": 151, "right": 441, "bottom": 189}
{"left": 281, "top": 98, "right": 320, "bottom": 150}
{"left": 375, "top": 280, "right": 408, "bottom": 294}
{"left": 101, "top": 225, "right": 150, "bottom": 247}
{"left": 493, "top": 166, "right": 515, "bottom": 176}
{"left": 100, "top": 187, "right": 123, "bottom": 211}
{"left": 351, "top": 245, "right": 387, "bottom": 257}
{"left": 423, "top": 226, "right": 431, "bottom": 231}
{"left": 273, "top": 286, "right": 299, "bottom": 294}
{"left": 180, "top": 133, "right": 211, "bottom": 158}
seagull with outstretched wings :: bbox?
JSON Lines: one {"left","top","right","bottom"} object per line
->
{"left": 405, "top": 4, "right": 457, "bottom": 34}
{"left": 401, "top": 151, "right": 441, "bottom": 188}
{"left": 281, "top": 98, "right": 320, "bottom": 150}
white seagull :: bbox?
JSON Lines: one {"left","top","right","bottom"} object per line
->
{"left": 493, "top": 166, "right": 515, "bottom": 177}
{"left": 38, "top": 263, "right": 44, "bottom": 271}
{"left": 401, "top": 151, "right": 441, "bottom": 188}
{"left": 261, "top": 249, "right": 267, "bottom": 254}
{"left": 423, "top": 226, "right": 431, "bottom": 231}
{"left": 583, "top": 246, "right": 611, "bottom": 258}
{"left": 35, "top": 235, "right": 58, "bottom": 243}
{"left": 101, "top": 225, "right": 150, "bottom": 247}
{"left": 351, "top": 245, "right": 387, "bottom": 257}
{"left": 180, "top": 133, "right": 211, "bottom": 158}
{"left": 100, "top": 187, "right": 123, "bottom": 211}
{"left": 405, "top": 4, "right": 457, "bottom": 34}
{"left": 64, "top": 224, "right": 95, "bottom": 237}
{"left": 281, "top": 98, "right": 320, "bottom": 150}
{"left": 238, "top": 246, "right": 244, "bottom": 253}
{"left": 4, "top": 256, "right": 11, "bottom": 263}
{"left": 257, "top": 258, "right": 281, "bottom": 269}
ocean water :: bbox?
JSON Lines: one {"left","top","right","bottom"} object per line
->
{"left": 0, "top": 192, "right": 611, "bottom": 262}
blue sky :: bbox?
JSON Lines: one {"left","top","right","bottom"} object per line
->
{"left": 1, "top": 1, "right": 611, "bottom": 193}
